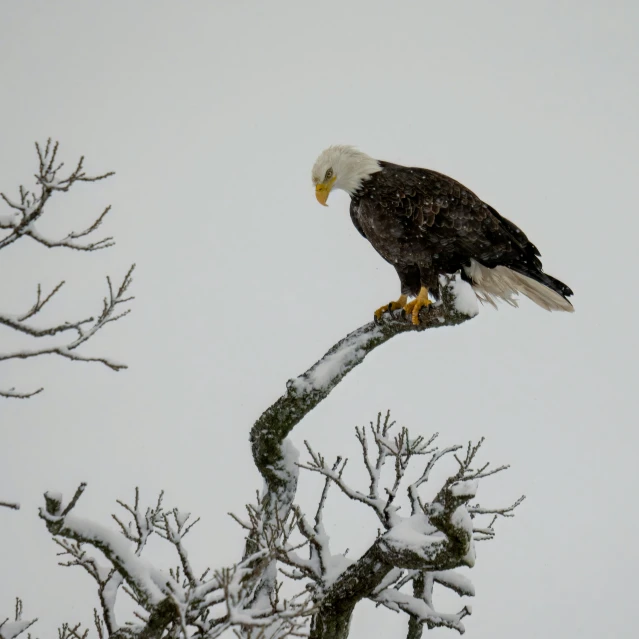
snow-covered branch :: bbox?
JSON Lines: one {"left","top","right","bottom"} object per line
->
{"left": 0, "top": 599, "right": 37, "bottom": 639}
{"left": 299, "top": 444, "right": 387, "bottom": 522}
{"left": 0, "top": 387, "right": 44, "bottom": 399}
{"left": 371, "top": 587, "right": 471, "bottom": 635}
{"left": 290, "top": 416, "right": 522, "bottom": 637}
{"left": 0, "top": 140, "right": 133, "bottom": 398}
{"left": 33, "top": 486, "right": 312, "bottom": 639}
{"left": 0, "top": 265, "right": 134, "bottom": 373}
{"left": 0, "top": 280, "right": 92, "bottom": 338}
{"left": 251, "top": 279, "right": 474, "bottom": 499}
{"left": 243, "top": 283, "right": 522, "bottom": 638}
{"left": 248, "top": 281, "right": 474, "bottom": 584}
{"left": 241, "top": 404, "right": 523, "bottom": 638}
{"left": 0, "top": 139, "right": 114, "bottom": 252}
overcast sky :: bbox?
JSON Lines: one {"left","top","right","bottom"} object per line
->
{"left": 1, "top": 1, "right": 638, "bottom": 637}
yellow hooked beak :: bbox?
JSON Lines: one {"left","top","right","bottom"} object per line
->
{"left": 315, "top": 175, "right": 337, "bottom": 206}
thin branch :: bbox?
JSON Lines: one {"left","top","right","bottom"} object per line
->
{"left": 0, "top": 346, "right": 127, "bottom": 371}
{"left": 298, "top": 443, "right": 386, "bottom": 522}
{"left": 373, "top": 588, "right": 471, "bottom": 636}
{"left": 39, "top": 484, "right": 171, "bottom": 610}
{"left": 58, "top": 622, "right": 89, "bottom": 639}
{"left": 315, "top": 459, "right": 340, "bottom": 530}
{"left": 0, "top": 599, "right": 37, "bottom": 639}
{"left": 1, "top": 140, "right": 133, "bottom": 397}
{"left": 62, "top": 483, "right": 88, "bottom": 516}
{"left": 55, "top": 538, "right": 103, "bottom": 582}
{"left": 408, "top": 445, "right": 462, "bottom": 515}
{"left": 0, "top": 265, "right": 135, "bottom": 373}
{"left": 0, "top": 387, "right": 43, "bottom": 399}
{"left": 0, "top": 139, "right": 115, "bottom": 252}
{"left": 66, "top": 206, "right": 112, "bottom": 239}
{"left": 26, "top": 224, "right": 114, "bottom": 252}
{"left": 19, "top": 281, "right": 66, "bottom": 321}
{"left": 469, "top": 495, "right": 526, "bottom": 517}
{"left": 159, "top": 509, "right": 200, "bottom": 587}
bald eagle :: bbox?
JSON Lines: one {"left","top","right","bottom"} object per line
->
{"left": 312, "top": 146, "right": 573, "bottom": 324}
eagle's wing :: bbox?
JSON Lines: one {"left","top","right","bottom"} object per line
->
{"left": 374, "top": 162, "right": 543, "bottom": 271}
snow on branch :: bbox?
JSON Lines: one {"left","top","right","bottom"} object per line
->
{"left": 0, "top": 387, "right": 43, "bottom": 399}
{"left": 293, "top": 414, "right": 523, "bottom": 637}
{"left": 371, "top": 587, "right": 471, "bottom": 635}
{"left": 0, "top": 139, "right": 114, "bottom": 252}
{"left": 243, "top": 283, "right": 522, "bottom": 637}
{"left": 0, "top": 264, "right": 135, "bottom": 397}
{"left": 0, "top": 599, "right": 36, "bottom": 639}
{"left": 0, "top": 140, "right": 134, "bottom": 398}
{"left": 241, "top": 406, "right": 524, "bottom": 638}
{"left": 0, "top": 280, "right": 94, "bottom": 340}
{"left": 250, "top": 279, "right": 474, "bottom": 511}
{"left": 34, "top": 485, "right": 313, "bottom": 639}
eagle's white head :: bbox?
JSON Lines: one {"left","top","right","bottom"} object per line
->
{"left": 311, "top": 145, "right": 381, "bottom": 205}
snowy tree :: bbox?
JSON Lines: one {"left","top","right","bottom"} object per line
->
{"left": 1, "top": 144, "right": 523, "bottom": 639}
{"left": 0, "top": 139, "right": 134, "bottom": 400}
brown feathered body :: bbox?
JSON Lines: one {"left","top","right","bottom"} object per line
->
{"left": 349, "top": 161, "right": 573, "bottom": 310}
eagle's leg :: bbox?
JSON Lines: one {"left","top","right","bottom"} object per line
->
{"left": 403, "top": 287, "right": 432, "bottom": 325}
{"left": 374, "top": 294, "right": 408, "bottom": 320}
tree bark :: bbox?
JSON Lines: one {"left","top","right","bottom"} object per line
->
{"left": 310, "top": 544, "right": 394, "bottom": 639}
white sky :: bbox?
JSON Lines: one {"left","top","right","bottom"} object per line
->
{"left": 1, "top": 1, "right": 638, "bottom": 637}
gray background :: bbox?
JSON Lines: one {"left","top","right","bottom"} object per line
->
{"left": 1, "top": 1, "right": 637, "bottom": 637}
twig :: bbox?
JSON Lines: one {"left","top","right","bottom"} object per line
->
{"left": 469, "top": 495, "right": 526, "bottom": 518}
{"left": 298, "top": 443, "right": 386, "bottom": 523}
{"left": 0, "top": 265, "right": 135, "bottom": 374}
{"left": 0, "top": 139, "right": 115, "bottom": 252}
{"left": 0, "top": 387, "right": 43, "bottom": 399}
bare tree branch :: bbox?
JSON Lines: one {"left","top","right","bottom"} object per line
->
{"left": 0, "top": 501, "right": 20, "bottom": 510}
{"left": 0, "top": 265, "right": 135, "bottom": 376}
{"left": 468, "top": 495, "right": 526, "bottom": 518}
{"left": 299, "top": 427, "right": 511, "bottom": 637}
{"left": 25, "top": 224, "right": 114, "bottom": 252}
{"left": 251, "top": 281, "right": 472, "bottom": 497}
{"left": 18, "top": 281, "right": 67, "bottom": 322}
{"left": 0, "top": 387, "right": 43, "bottom": 399}
{"left": 1, "top": 140, "right": 133, "bottom": 398}
{"left": 245, "top": 285, "right": 481, "bottom": 638}
{"left": 40, "top": 484, "right": 170, "bottom": 609}
{"left": 299, "top": 444, "right": 386, "bottom": 522}
{"left": 0, "top": 139, "right": 115, "bottom": 252}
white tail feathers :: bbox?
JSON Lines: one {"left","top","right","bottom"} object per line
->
{"left": 464, "top": 259, "right": 574, "bottom": 312}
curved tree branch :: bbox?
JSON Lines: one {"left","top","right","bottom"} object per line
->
{"left": 251, "top": 282, "right": 474, "bottom": 493}
{"left": 248, "top": 282, "right": 477, "bottom": 637}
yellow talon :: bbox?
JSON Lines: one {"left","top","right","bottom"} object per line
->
{"left": 374, "top": 294, "right": 408, "bottom": 320}
{"left": 403, "top": 287, "right": 431, "bottom": 325}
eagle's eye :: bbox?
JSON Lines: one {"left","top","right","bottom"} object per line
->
{"left": 325, "top": 168, "right": 334, "bottom": 180}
